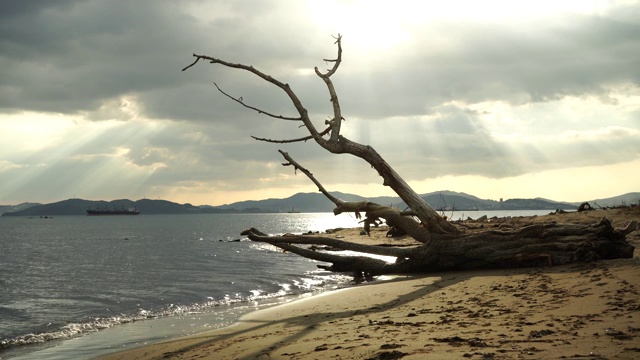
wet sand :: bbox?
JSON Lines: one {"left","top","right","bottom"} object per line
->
{"left": 100, "top": 208, "right": 640, "bottom": 359}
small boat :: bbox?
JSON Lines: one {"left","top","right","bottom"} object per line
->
{"left": 287, "top": 207, "right": 300, "bottom": 213}
{"left": 87, "top": 206, "right": 140, "bottom": 216}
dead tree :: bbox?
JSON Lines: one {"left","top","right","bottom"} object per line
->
{"left": 183, "top": 35, "right": 636, "bottom": 274}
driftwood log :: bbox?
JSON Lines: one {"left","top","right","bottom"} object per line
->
{"left": 186, "top": 35, "right": 636, "bottom": 276}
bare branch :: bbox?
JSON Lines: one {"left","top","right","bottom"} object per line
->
{"left": 278, "top": 150, "right": 343, "bottom": 206}
{"left": 248, "top": 232, "right": 414, "bottom": 258}
{"left": 275, "top": 150, "right": 432, "bottom": 240}
{"left": 213, "top": 82, "right": 301, "bottom": 121}
{"left": 183, "top": 53, "right": 323, "bottom": 140}
{"left": 314, "top": 34, "right": 344, "bottom": 141}
{"left": 315, "top": 34, "right": 343, "bottom": 78}
{"left": 251, "top": 126, "right": 332, "bottom": 144}
{"left": 247, "top": 233, "right": 396, "bottom": 274}
{"left": 181, "top": 55, "right": 201, "bottom": 71}
{"left": 619, "top": 220, "right": 638, "bottom": 235}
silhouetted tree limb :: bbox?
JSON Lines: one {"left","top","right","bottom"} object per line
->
{"left": 251, "top": 126, "right": 332, "bottom": 144}
{"left": 213, "top": 82, "right": 301, "bottom": 121}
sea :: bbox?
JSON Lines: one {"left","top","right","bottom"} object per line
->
{"left": 0, "top": 210, "right": 550, "bottom": 360}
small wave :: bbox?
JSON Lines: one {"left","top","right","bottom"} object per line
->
{"left": 0, "top": 300, "right": 225, "bottom": 349}
{"left": 0, "top": 311, "right": 156, "bottom": 349}
{"left": 1, "top": 270, "right": 352, "bottom": 351}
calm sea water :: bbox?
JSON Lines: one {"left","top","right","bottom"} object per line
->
{"left": 0, "top": 210, "right": 549, "bottom": 359}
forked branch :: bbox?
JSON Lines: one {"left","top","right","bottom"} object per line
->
{"left": 314, "top": 34, "right": 344, "bottom": 141}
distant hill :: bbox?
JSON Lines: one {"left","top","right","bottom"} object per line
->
{"left": 1, "top": 190, "right": 586, "bottom": 217}
{"left": 584, "top": 192, "right": 640, "bottom": 208}
{"left": 1, "top": 198, "right": 202, "bottom": 217}
{"left": 214, "top": 190, "right": 575, "bottom": 213}
{"left": 0, "top": 202, "right": 41, "bottom": 215}
{"left": 419, "top": 191, "right": 496, "bottom": 211}
{"left": 213, "top": 191, "right": 364, "bottom": 213}
{"left": 134, "top": 199, "right": 201, "bottom": 214}
{"left": 370, "top": 191, "right": 575, "bottom": 212}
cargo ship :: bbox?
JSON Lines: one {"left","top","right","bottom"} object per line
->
{"left": 87, "top": 206, "right": 140, "bottom": 216}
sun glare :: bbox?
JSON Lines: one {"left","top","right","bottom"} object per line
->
{"left": 0, "top": 107, "right": 173, "bottom": 203}
{"left": 307, "top": 1, "right": 419, "bottom": 50}
{"left": 307, "top": 0, "right": 616, "bottom": 52}
{"left": 0, "top": 113, "right": 78, "bottom": 152}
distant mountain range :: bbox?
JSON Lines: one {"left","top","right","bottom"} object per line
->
{"left": 2, "top": 191, "right": 638, "bottom": 217}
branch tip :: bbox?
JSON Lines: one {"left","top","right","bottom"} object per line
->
{"left": 181, "top": 56, "right": 201, "bottom": 71}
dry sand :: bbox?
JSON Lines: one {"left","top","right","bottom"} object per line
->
{"left": 100, "top": 208, "right": 640, "bottom": 359}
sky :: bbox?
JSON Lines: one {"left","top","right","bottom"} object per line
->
{"left": 1, "top": 0, "right": 639, "bottom": 206}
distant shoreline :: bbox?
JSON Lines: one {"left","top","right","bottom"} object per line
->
{"left": 12, "top": 189, "right": 635, "bottom": 216}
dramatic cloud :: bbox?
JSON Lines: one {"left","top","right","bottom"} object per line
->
{"left": 1, "top": 0, "right": 639, "bottom": 205}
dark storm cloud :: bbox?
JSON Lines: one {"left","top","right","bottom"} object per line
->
{"left": 4, "top": 0, "right": 637, "bottom": 124}
{"left": 0, "top": 0, "right": 80, "bottom": 21}
{"left": 0, "top": 0, "right": 202, "bottom": 113}
{"left": 0, "top": 1, "right": 286, "bottom": 115}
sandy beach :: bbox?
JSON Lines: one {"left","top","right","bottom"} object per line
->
{"left": 100, "top": 208, "right": 640, "bottom": 359}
